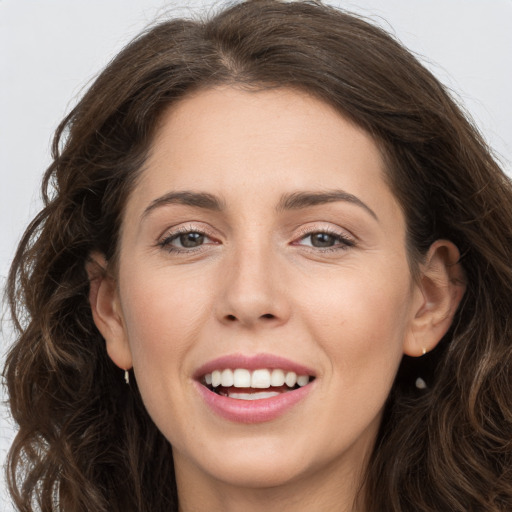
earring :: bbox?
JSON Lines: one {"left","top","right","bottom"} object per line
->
{"left": 422, "top": 347, "right": 427, "bottom": 356}
{"left": 415, "top": 377, "right": 427, "bottom": 390}
{"left": 124, "top": 369, "right": 130, "bottom": 385}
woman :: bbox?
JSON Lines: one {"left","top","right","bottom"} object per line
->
{"left": 4, "top": 1, "right": 512, "bottom": 510}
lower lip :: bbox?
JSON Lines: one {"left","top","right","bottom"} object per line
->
{"left": 195, "top": 381, "right": 314, "bottom": 424}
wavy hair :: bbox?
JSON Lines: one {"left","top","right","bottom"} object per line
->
{"left": 4, "top": 1, "right": 512, "bottom": 510}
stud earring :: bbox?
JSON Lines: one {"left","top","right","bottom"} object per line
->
{"left": 422, "top": 347, "right": 427, "bottom": 356}
{"left": 124, "top": 369, "right": 130, "bottom": 385}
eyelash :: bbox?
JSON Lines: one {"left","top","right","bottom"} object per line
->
{"left": 292, "top": 227, "right": 355, "bottom": 253}
{"left": 157, "top": 226, "right": 355, "bottom": 254}
{"left": 157, "top": 225, "right": 217, "bottom": 254}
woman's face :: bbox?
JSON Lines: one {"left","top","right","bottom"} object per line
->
{"left": 103, "top": 86, "right": 426, "bottom": 494}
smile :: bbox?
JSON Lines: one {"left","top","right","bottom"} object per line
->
{"left": 194, "top": 354, "right": 316, "bottom": 423}
{"left": 202, "top": 368, "right": 312, "bottom": 400}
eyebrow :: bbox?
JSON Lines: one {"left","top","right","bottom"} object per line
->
{"left": 142, "top": 191, "right": 225, "bottom": 220}
{"left": 276, "top": 190, "right": 378, "bottom": 220}
{"left": 141, "top": 189, "right": 378, "bottom": 221}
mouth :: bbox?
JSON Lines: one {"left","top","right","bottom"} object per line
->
{"left": 201, "top": 368, "right": 314, "bottom": 400}
{"left": 194, "top": 354, "right": 316, "bottom": 422}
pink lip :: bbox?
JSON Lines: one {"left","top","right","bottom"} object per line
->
{"left": 193, "top": 353, "right": 316, "bottom": 424}
{"left": 193, "top": 353, "right": 316, "bottom": 380}
{"left": 195, "top": 380, "right": 314, "bottom": 424}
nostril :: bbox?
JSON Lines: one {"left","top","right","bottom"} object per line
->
{"left": 223, "top": 313, "right": 276, "bottom": 323}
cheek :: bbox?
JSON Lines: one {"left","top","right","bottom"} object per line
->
{"left": 117, "top": 268, "right": 216, "bottom": 442}
{"left": 298, "top": 263, "right": 413, "bottom": 383}
{"left": 119, "top": 268, "right": 212, "bottom": 371}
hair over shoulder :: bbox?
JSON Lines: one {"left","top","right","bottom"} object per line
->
{"left": 4, "top": 1, "right": 512, "bottom": 510}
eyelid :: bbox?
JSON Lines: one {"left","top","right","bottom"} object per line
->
{"left": 157, "top": 223, "right": 220, "bottom": 252}
{"left": 292, "top": 224, "right": 356, "bottom": 244}
{"left": 158, "top": 221, "right": 217, "bottom": 240}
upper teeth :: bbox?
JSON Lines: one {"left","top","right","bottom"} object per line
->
{"left": 204, "top": 369, "right": 310, "bottom": 389}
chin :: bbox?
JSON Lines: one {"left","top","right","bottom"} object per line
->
{"left": 206, "top": 458, "right": 308, "bottom": 489}
{"left": 176, "top": 434, "right": 316, "bottom": 490}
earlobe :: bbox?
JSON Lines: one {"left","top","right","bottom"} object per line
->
{"left": 86, "top": 252, "right": 133, "bottom": 371}
{"left": 403, "top": 240, "right": 466, "bottom": 357}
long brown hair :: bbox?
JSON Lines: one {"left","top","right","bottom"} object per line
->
{"left": 5, "top": 1, "right": 512, "bottom": 510}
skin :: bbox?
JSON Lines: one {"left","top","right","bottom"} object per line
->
{"left": 89, "top": 86, "right": 465, "bottom": 512}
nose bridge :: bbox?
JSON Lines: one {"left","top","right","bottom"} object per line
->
{"left": 216, "top": 232, "right": 288, "bottom": 327}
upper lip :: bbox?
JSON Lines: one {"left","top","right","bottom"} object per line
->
{"left": 193, "top": 353, "right": 316, "bottom": 380}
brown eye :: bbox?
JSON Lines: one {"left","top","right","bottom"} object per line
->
{"left": 309, "top": 233, "right": 337, "bottom": 247}
{"left": 178, "top": 232, "right": 205, "bottom": 248}
{"left": 159, "top": 230, "right": 214, "bottom": 252}
{"left": 295, "top": 230, "right": 355, "bottom": 251}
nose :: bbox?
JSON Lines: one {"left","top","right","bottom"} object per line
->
{"left": 215, "top": 242, "right": 291, "bottom": 329}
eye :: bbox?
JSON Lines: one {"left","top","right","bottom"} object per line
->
{"left": 304, "top": 232, "right": 339, "bottom": 248}
{"left": 158, "top": 228, "right": 217, "bottom": 253}
{"left": 174, "top": 232, "right": 207, "bottom": 248}
{"left": 295, "top": 229, "right": 355, "bottom": 250}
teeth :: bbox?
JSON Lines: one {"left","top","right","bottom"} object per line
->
{"left": 297, "top": 375, "right": 309, "bottom": 387}
{"left": 212, "top": 370, "right": 221, "bottom": 387}
{"left": 203, "top": 368, "right": 311, "bottom": 389}
{"left": 251, "top": 369, "right": 271, "bottom": 388}
{"left": 223, "top": 391, "right": 281, "bottom": 400}
{"left": 285, "top": 371, "right": 297, "bottom": 387}
{"left": 221, "top": 369, "right": 234, "bottom": 387}
{"left": 270, "top": 369, "right": 285, "bottom": 386}
{"left": 233, "top": 368, "right": 251, "bottom": 388}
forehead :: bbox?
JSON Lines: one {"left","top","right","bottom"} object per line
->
{"left": 127, "top": 86, "right": 401, "bottom": 223}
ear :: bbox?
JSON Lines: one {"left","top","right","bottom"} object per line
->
{"left": 86, "top": 252, "right": 133, "bottom": 371}
{"left": 403, "top": 240, "right": 466, "bottom": 357}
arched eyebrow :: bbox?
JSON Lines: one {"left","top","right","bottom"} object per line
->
{"left": 276, "top": 190, "right": 378, "bottom": 221}
{"left": 142, "top": 191, "right": 225, "bottom": 220}
{"left": 141, "top": 189, "right": 377, "bottom": 221}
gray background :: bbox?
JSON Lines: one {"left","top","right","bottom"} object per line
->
{"left": 1, "top": 1, "right": 511, "bottom": 509}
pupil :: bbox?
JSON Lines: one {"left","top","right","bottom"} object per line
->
{"left": 180, "top": 232, "right": 204, "bottom": 248}
{"left": 312, "top": 233, "right": 334, "bottom": 247}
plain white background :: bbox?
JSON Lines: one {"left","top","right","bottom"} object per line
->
{"left": 1, "top": 1, "right": 511, "bottom": 509}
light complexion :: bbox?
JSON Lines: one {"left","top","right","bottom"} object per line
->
{"left": 88, "top": 86, "right": 465, "bottom": 512}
